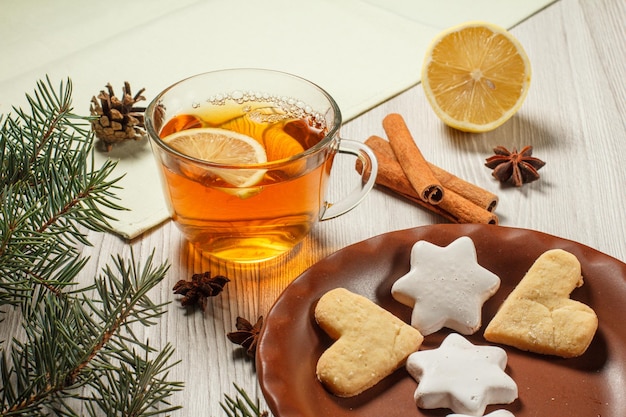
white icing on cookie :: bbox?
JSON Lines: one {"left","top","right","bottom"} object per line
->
{"left": 406, "top": 333, "right": 518, "bottom": 416}
{"left": 391, "top": 236, "right": 500, "bottom": 335}
{"left": 448, "top": 410, "right": 515, "bottom": 417}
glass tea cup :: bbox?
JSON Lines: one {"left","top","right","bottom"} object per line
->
{"left": 145, "top": 68, "right": 377, "bottom": 263}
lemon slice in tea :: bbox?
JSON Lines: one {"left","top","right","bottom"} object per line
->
{"left": 421, "top": 21, "right": 531, "bottom": 133}
{"left": 163, "top": 127, "right": 267, "bottom": 187}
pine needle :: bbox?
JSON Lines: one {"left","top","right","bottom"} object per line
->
{"left": 220, "top": 384, "right": 268, "bottom": 417}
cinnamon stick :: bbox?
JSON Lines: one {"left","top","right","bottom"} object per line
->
{"left": 438, "top": 190, "right": 498, "bottom": 224}
{"left": 383, "top": 113, "right": 444, "bottom": 205}
{"left": 365, "top": 135, "right": 498, "bottom": 212}
{"left": 360, "top": 148, "right": 497, "bottom": 224}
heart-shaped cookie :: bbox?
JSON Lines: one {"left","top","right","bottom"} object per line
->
{"left": 484, "top": 249, "right": 598, "bottom": 358}
{"left": 315, "top": 287, "right": 423, "bottom": 397}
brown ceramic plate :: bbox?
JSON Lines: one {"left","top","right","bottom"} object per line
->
{"left": 257, "top": 224, "right": 626, "bottom": 416}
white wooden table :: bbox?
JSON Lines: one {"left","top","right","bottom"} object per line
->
{"left": 3, "top": 0, "right": 625, "bottom": 415}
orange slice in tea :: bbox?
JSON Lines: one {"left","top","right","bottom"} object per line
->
{"left": 219, "top": 108, "right": 306, "bottom": 161}
{"left": 219, "top": 114, "right": 267, "bottom": 143}
{"left": 163, "top": 127, "right": 267, "bottom": 187}
{"left": 220, "top": 106, "right": 290, "bottom": 143}
{"left": 421, "top": 21, "right": 531, "bottom": 132}
{"left": 263, "top": 124, "right": 306, "bottom": 161}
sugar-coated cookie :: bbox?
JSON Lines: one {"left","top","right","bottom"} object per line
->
{"left": 315, "top": 287, "right": 423, "bottom": 397}
{"left": 406, "top": 333, "right": 518, "bottom": 416}
{"left": 391, "top": 236, "right": 500, "bottom": 335}
{"left": 484, "top": 249, "right": 598, "bottom": 358}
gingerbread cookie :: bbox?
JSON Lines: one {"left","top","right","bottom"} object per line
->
{"left": 484, "top": 249, "right": 598, "bottom": 358}
{"left": 406, "top": 333, "right": 518, "bottom": 416}
{"left": 391, "top": 236, "right": 500, "bottom": 335}
{"left": 315, "top": 287, "right": 423, "bottom": 397}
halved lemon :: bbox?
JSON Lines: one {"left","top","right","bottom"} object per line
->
{"left": 163, "top": 127, "right": 267, "bottom": 187}
{"left": 422, "top": 21, "right": 531, "bottom": 133}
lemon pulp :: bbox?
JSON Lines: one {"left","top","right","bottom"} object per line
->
{"left": 422, "top": 21, "right": 531, "bottom": 133}
{"left": 163, "top": 127, "right": 267, "bottom": 188}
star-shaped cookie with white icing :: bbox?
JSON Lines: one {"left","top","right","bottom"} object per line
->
{"left": 407, "top": 333, "right": 518, "bottom": 416}
{"left": 391, "top": 236, "right": 500, "bottom": 335}
{"left": 448, "top": 410, "right": 515, "bottom": 417}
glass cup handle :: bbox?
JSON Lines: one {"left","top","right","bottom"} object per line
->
{"left": 320, "top": 139, "right": 378, "bottom": 221}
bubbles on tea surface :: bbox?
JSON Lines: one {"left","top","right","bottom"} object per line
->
{"left": 247, "top": 109, "right": 288, "bottom": 124}
{"left": 209, "top": 93, "right": 226, "bottom": 105}
{"left": 231, "top": 90, "right": 245, "bottom": 101}
{"left": 207, "top": 90, "right": 326, "bottom": 130}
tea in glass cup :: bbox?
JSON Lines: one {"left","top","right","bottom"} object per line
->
{"left": 145, "top": 69, "right": 377, "bottom": 263}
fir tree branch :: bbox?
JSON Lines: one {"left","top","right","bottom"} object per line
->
{"left": 0, "top": 252, "right": 182, "bottom": 417}
{"left": 220, "top": 385, "right": 268, "bottom": 417}
{"left": 0, "top": 78, "right": 182, "bottom": 416}
{"left": 84, "top": 343, "right": 182, "bottom": 417}
{"left": 68, "top": 251, "right": 170, "bottom": 382}
{"left": 0, "top": 77, "right": 125, "bottom": 308}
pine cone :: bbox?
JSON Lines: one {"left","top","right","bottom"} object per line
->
{"left": 90, "top": 82, "right": 146, "bottom": 152}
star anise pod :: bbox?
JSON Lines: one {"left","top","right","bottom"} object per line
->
{"left": 90, "top": 81, "right": 146, "bottom": 152}
{"left": 485, "top": 145, "right": 545, "bottom": 187}
{"left": 172, "top": 272, "right": 230, "bottom": 310}
{"left": 227, "top": 316, "right": 263, "bottom": 358}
